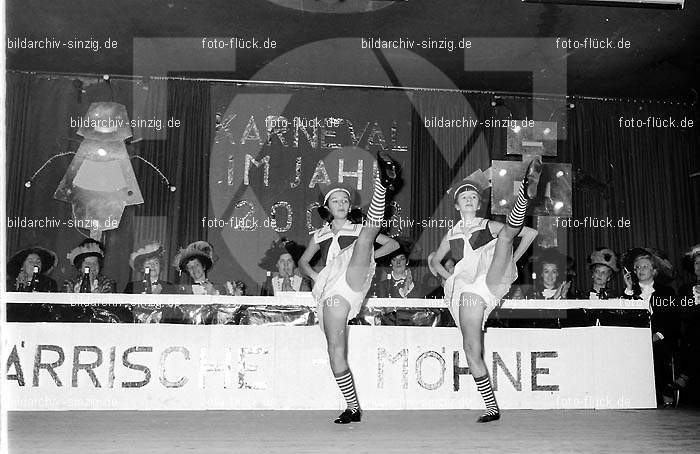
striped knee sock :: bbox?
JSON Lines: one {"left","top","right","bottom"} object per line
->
{"left": 474, "top": 374, "right": 499, "bottom": 416}
{"left": 366, "top": 179, "right": 387, "bottom": 226}
{"left": 506, "top": 183, "right": 528, "bottom": 229}
{"left": 334, "top": 369, "right": 360, "bottom": 411}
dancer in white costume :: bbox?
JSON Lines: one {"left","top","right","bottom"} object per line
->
{"left": 299, "top": 151, "right": 399, "bottom": 424}
{"left": 430, "top": 157, "right": 542, "bottom": 422}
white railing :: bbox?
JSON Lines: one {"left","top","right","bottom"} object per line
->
{"left": 4, "top": 292, "right": 650, "bottom": 310}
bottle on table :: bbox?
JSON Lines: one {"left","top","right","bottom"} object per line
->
{"left": 260, "top": 271, "right": 273, "bottom": 296}
{"left": 79, "top": 266, "right": 92, "bottom": 293}
{"left": 142, "top": 267, "right": 153, "bottom": 294}
{"left": 27, "top": 265, "right": 40, "bottom": 292}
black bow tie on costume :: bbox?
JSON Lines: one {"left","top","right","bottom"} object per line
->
{"left": 592, "top": 288, "right": 607, "bottom": 299}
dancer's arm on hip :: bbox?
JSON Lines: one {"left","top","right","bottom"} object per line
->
{"left": 373, "top": 234, "right": 400, "bottom": 259}
{"left": 299, "top": 238, "right": 321, "bottom": 282}
{"left": 430, "top": 235, "right": 453, "bottom": 282}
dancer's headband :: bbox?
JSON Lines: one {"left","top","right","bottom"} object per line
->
{"left": 323, "top": 188, "right": 351, "bottom": 205}
{"left": 453, "top": 183, "right": 481, "bottom": 200}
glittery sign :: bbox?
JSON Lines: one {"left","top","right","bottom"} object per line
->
{"left": 415, "top": 349, "right": 447, "bottom": 391}
{"left": 377, "top": 347, "right": 409, "bottom": 389}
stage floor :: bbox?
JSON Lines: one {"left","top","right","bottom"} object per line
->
{"left": 7, "top": 409, "right": 700, "bottom": 453}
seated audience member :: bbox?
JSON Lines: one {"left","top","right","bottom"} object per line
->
{"left": 124, "top": 242, "right": 174, "bottom": 294}
{"left": 225, "top": 280, "right": 248, "bottom": 296}
{"left": 583, "top": 248, "right": 619, "bottom": 299}
{"left": 376, "top": 247, "right": 423, "bottom": 299}
{"left": 63, "top": 238, "right": 116, "bottom": 293}
{"left": 678, "top": 243, "right": 700, "bottom": 306}
{"left": 424, "top": 253, "right": 455, "bottom": 299}
{"left": 6, "top": 246, "right": 58, "bottom": 321}
{"left": 7, "top": 246, "right": 58, "bottom": 292}
{"left": 173, "top": 241, "right": 225, "bottom": 296}
{"left": 258, "top": 238, "right": 311, "bottom": 295}
{"left": 621, "top": 248, "right": 678, "bottom": 406}
{"left": 663, "top": 244, "right": 700, "bottom": 407}
{"left": 62, "top": 238, "right": 131, "bottom": 322}
{"left": 528, "top": 248, "right": 571, "bottom": 300}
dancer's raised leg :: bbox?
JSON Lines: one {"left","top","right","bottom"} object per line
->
{"left": 486, "top": 156, "right": 542, "bottom": 293}
{"left": 346, "top": 151, "right": 396, "bottom": 291}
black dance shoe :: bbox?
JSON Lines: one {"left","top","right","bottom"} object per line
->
{"left": 522, "top": 155, "right": 543, "bottom": 200}
{"left": 376, "top": 150, "right": 399, "bottom": 192}
{"left": 476, "top": 411, "right": 500, "bottom": 423}
{"left": 334, "top": 408, "right": 362, "bottom": 424}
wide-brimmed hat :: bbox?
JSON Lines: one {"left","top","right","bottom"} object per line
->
{"left": 258, "top": 238, "right": 306, "bottom": 272}
{"left": 7, "top": 246, "right": 58, "bottom": 276}
{"left": 621, "top": 247, "right": 674, "bottom": 281}
{"left": 531, "top": 247, "right": 567, "bottom": 272}
{"left": 588, "top": 248, "right": 619, "bottom": 273}
{"left": 76, "top": 102, "right": 132, "bottom": 141}
{"left": 67, "top": 239, "right": 105, "bottom": 269}
{"left": 129, "top": 242, "right": 165, "bottom": 271}
{"left": 173, "top": 241, "right": 215, "bottom": 272}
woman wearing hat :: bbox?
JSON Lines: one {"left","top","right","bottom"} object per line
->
{"left": 584, "top": 248, "right": 619, "bottom": 300}
{"left": 259, "top": 238, "right": 311, "bottom": 295}
{"left": 621, "top": 247, "right": 678, "bottom": 406}
{"left": 124, "top": 242, "right": 174, "bottom": 294}
{"left": 173, "top": 241, "right": 225, "bottom": 296}
{"left": 662, "top": 244, "right": 700, "bottom": 407}
{"left": 61, "top": 238, "right": 130, "bottom": 322}
{"left": 6, "top": 246, "right": 58, "bottom": 321}
{"left": 298, "top": 151, "right": 399, "bottom": 424}
{"left": 7, "top": 246, "right": 58, "bottom": 292}
{"left": 62, "top": 238, "right": 117, "bottom": 293}
{"left": 430, "top": 158, "right": 542, "bottom": 423}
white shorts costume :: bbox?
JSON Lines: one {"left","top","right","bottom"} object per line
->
{"left": 443, "top": 218, "right": 518, "bottom": 330}
{"left": 311, "top": 220, "right": 376, "bottom": 330}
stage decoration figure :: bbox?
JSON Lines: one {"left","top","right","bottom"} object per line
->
{"left": 24, "top": 101, "right": 175, "bottom": 240}
{"left": 431, "top": 159, "right": 542, "bottom": 423}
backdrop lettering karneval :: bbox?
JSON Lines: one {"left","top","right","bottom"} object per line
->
{"left": 208, "top": 84, "right": 412, "bottom": 290}
{"left": 5, "top": 323, "right": 655, "bottom": 410}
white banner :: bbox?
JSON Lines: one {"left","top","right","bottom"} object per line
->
{"left": 3, "top": 324, "right": 655, "bottom": 411}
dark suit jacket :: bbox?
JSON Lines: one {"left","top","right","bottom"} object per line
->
{"left": 376, "top": 275, "right": 423, "bottom": 299}
{"left": 124, "top": 280, "right": 175, "bottom": 294}
{"left": 622, "top": 282, "right": 679, "bottom": 342}
{"left": 7, "top": 274, "right": 57, "bottom": 292}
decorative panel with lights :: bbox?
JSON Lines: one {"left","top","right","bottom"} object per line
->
{"left": 491, "top": 160, "right": 572, "bottom": 217}
{"left": 506, "top": 120, "right": 558, "bottom": 156}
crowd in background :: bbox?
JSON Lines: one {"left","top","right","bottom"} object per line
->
{"left": 7, "top": 237, "right": 700, "bottom": 407}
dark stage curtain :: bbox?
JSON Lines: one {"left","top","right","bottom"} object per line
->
{"left": 410, "top": 91, "right": 699, "bottom": 294}
{"left": 5, "top": 73, "right": 210, "bottom": 289}
{"left": 6, "top": 71, "right": 699, "bottom": 294}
